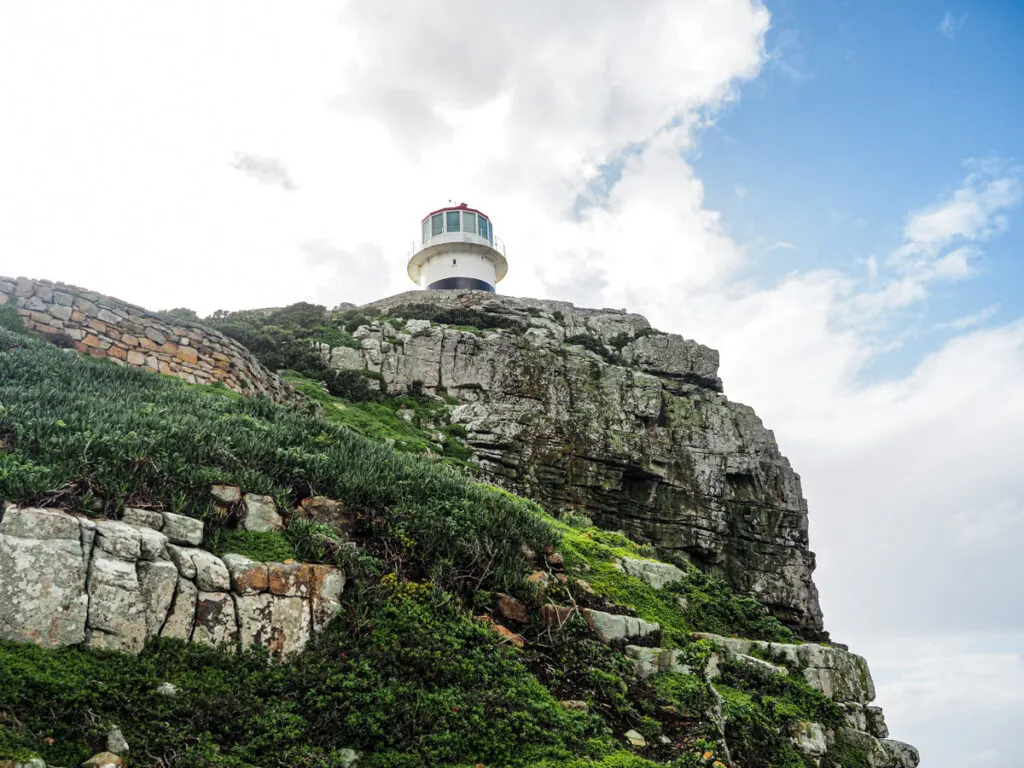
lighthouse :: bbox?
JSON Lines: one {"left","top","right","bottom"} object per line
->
{"left": 407, "top": 203, "right": 508, "bottom": 292}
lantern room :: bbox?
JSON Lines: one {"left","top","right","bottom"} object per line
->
{"left": 407, "top": 203, "right": 508, "bottom": 292}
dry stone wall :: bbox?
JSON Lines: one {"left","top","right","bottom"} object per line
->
{"left": 0, "top": 276, "right": 287, "bottom": 400}
{"left": 0, "top": 504, "right": 343, "bottom": 657}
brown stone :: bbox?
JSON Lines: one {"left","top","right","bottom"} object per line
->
{"left": 496, "top": 593, "right": 529, "bottom": 623}
{"left": 268, "top": 562, "right": 311, "bottom": 597}
{"left": 139, "top": 338, "right": 157, "bottom": 351}
{"left": 107, "top": 346, "right": 127, "bottom": 361}
{"left": 87, "top": 319, "right": 107, "bottom": 334}
{"left": 525, "top": 570, "right": 551, "bottom": 589}
{"left": 161, "top": 342, "right": 179, "bottom": 356}
{"left": 81, "top": 334, "right": 109, "bottom": 349}
{"left": 127, "top": 350, "right": 146, "bottom": 366}
{"left": 121, "top": 334, "right": 139, "bottom": 347}
{"left": 559, "top": 700, "right": 589, "bottom": 711}
{"left": 158, "top": 361, "right": 172, "bottom": 375}
{"left": 177, "top": 346, "right": 199, "bottom": 365}
{"left": 490, "top": 622, "right": 526, "bottom": 648}
{"left": 547, "top": 551, "right": 565, "bottom": 567}
{"left": 298, "top": 496, "right": 355, "bottom": 535}
{"left": 71, "top": 310, "right": 85, "bottom": 322}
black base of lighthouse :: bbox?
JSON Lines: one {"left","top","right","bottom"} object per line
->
{"left": 426, "top": 277, "right": 496, "bottom": 292}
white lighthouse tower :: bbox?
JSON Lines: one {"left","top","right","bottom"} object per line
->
{"left": 407, "top": 203, "right": 508, "bottom": 292}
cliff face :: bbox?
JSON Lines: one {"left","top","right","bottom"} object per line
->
{"left": 329, "top": 290, "right": 824, "bottom": 638}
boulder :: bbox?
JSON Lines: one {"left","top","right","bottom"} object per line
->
{"left": 121, "top": 508, "right": 164, "bottom": 531}
{"left": 210, "top": 484, "right": 241, "bottom": 504}
{"left": 85, "top": 551, "right": 147, "bottom": 653}
{"left": 242, "top": 493, "right": 284, "bottom": 532}
{"left": 222, "top": 553, "right": 269, "bottom": 594}
{"left": 137, "top": 559, "right": 178, "bottom": 636}
{"left": 581, "top": 608, "right": 659, "bottom": 644}
{"left": 160, "top": 511, "right": 204, "bottom": 546}
{"left": 617, "top": 557, "right": 686, "bottom": 590}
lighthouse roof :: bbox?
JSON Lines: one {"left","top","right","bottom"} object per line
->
{"left": 421, "top": 202, "right": 490, "bottom": 222}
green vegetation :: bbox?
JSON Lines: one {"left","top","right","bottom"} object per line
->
{"left": 0, "top": 328, "right": 550, "bottom": 592}
{"left": 0, "top": 323, "right": 872, "bottom": 767}
{"left": 557, "top": 523, "right": 793, "bottom": 647}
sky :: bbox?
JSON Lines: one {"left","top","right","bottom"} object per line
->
{"left": 1, "top": 1, "right": 1022, "bottom": 764}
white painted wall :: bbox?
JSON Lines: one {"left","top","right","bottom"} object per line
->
{"left": 419, "top": 249, "right": 498, "bottom": 288}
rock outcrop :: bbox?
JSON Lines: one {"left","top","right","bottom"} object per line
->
{"left": 0, "top": 504, "right": 343, "bottom": 656}
{"left": 324, "top": 290, "right": 823, "bottom": 636}
{"left": 0, "top": 276, "right": 288, "bottom": 400}
{"left": 626, "top": 633, "right": 918, "bottom": 768}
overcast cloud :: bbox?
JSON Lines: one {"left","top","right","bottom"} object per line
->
{"left": 0, "top": 2, "right": 1021, "bottom": 764}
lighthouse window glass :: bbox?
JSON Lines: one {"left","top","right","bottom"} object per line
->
{"left": 431, "top": 214, "right": 443, "bottom": 237}
{"left": 422, "top": 219, "right": 430, "bottom": 243}
{"left": 446, "top": 210, "right": 461, "bottom": 232}
{"left": 478, "top": 217, "right": 489, "bottom": 240}
{"left": 462, "top": 212, "right": 476, "bottom": 234}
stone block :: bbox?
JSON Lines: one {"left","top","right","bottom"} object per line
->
{"left": 49, "top": 303, "right": 72, "bottom": 321}
{"left": 268, "top": 562, "right": 310, "bottom": 597}
{"left": 0, "top": 508, "right": 89, "bottom": 647}
{"left": 122, "top": 507, "right": 164, "bottom": 531}
{"left": 160, "top": 511, "right": 204, "bottom": 546}
{"left": 93, "top": 520, "right": 143, "bottom": 561}
{"left": 160, "top": 577, "right": 197, "bottom": 639}
{"left": 496, "top": 593, "right": 529, "bottom": 623}
{"left": 138, "top": 559, "right": 178, "bottom": 637}
{"left": 242, "top": 493, "right": 284, "bottom": 532}
{"left": 210, "top": 484, "right": 241, "bottom": 504}
{"left": 222, "top": 553, "right": 269, "bottom": 594}
{"left": 86, "top": 551, "right": 147, "bottom": 653}
{"left": 191, "top": 550, "right": 230, "bottom": 592}
{"left": 166, "top": 543, "right": 198, "bottom": 578}
{"left": 192, "top": 591, "right": 238, "bottom": 646}
{"left": 307, "top": 563, "right": 345, "bottom": 631}
{"left": 52, "top": 290, "right": 73, "bottom": 306}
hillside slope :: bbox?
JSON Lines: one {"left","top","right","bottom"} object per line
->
{"left": 0, "top": 288, "right": 917, "bottom": 768}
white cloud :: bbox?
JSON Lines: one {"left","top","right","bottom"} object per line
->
{"left": 229, "top": 153, "right": 296, "bottom": 190}
{"left": 934, "top": 304, "right": 1000, "bottom": 331}
{"left": 939, "top": 11, "right": 967, "bottom": 39}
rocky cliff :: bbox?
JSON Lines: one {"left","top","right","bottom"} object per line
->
{"left": 324, "top": 290, "right": 823, "bottom": 638}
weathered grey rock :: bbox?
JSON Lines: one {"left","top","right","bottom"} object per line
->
{"left": 351, "top": 291, "right": 823, "bottom": 636}
{"left": 880, "top": 739, "right": 920, "bottom": 768}
{"left": 121, "top": 507, "right": 163, "bottom": 531}
{"left": 190, "top": 550, "right": 230, "bottom": 592}
{"left": 160, "top": 511, "right": 204, "bottom": 546}
{"left": 192, "top": 591, "right": 238, "bottom": 646}
{"left": 0, "top": 507, "right": 90, "bottom": 647}
{"left": 165, "top": 543, "right": 198, "bottom": 579}
{"left": 86, "top": 551, "right": 147, "bottom": 653}
{"left": 234, "top": 593, "right": 311, "bottom": 656}
{"left": 81, "top": 752, "right": 126, "bottom": 768}
{"left": 623, "top": 729, "right": 647, "bottom": 747}
{"left": 307, "top": 563, "right": 345, "bottom": 631}
{"left": 138, "top": 560, "right": 178, "bottom": 636}
{"left": 696, "top": 633, "right": 875, "bottom": 705}
{"left": 617, "top": 557, "right": 686, "bottom": 590}
{"left": 790, "top": 721, "right": 827, "bottom": 762}
{"left": 580, "top": 608, "right": 658, "bottom": 643}
{"left": 160, "top": 577, "right": 197, "bottom": 640}
{"left": 210, "top": 484, "right": 242, "bottom": 504}
{"left": 106, "top": 725, "right": 130, "bottom": 755}
{"left": 93, "top": 520, "right": 142, "bottom": 560}
{"left": 242, "top": 493, "right": 284, "bottom": 532}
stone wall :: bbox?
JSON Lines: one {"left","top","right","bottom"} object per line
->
{"left": 0, "top": 276, "right": 287, "bottom": 400}
{"left": 0, "top": 504, "right": 343, "bottom": 657}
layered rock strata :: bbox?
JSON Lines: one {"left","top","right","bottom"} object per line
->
{"left": 0, "top": 276, "right": 287, "bottom": 400}
{"left": 0, "top": 504, "right": 343, "bottom": 656}
{"left": 326, "top": 290, "right": 822, "bottom": 636}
